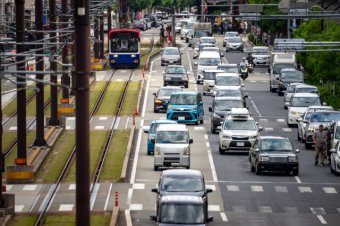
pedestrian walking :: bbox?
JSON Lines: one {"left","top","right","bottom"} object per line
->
{"left": 313, "top": 124, "right": 328, "bottom": 166}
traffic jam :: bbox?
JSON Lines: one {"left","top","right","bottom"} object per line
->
{"left": 129, "top": 15, "right": 340, "bottom": 226}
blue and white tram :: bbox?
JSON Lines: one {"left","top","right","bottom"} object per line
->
{"left": 109, "top": 29, "right": 140, "bottom": 68}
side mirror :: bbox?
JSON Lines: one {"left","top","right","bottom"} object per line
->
{"left": 150, "top": 215, "right": 157, "bottom": 222}
{"left": 194, "top": 62, "right": 198, "bottom": 66}
{"left": 209, "top": 107, "right": 212, "bottom": 112}
{"left": 241, "top": 84, "right": 244, "bottom": 87}
{"left": 207, "top": 216, "right": 214, "bottom": 222}
{"left": 330, "top": 148, "right": 336, "bottom": 153}
{"left": 323, "top": 102, "right": 327, "bottom": 106}
{"left": 143, "top": 126, "right": 150, "bottom": 133}
{"left": 151, "top": 138, "right": 155, "bottom": 144}
{"left": 295, "top": 149, "right": 300, "bottom": 153}
{"left": 151, "top": 188, "right": 158, "bottom": 193}
{"left": 189, "top": 138, "right": 193, "bottom": 144}
{"left": 217, "top": 126, "right": 222, "bottom": 130}
{"left": 259, "top": 126, "right": 263, "bottom": 131}
{"left": 244, "top": 95, "right": 248, "bottom": 98}
{"left": 221, "top": 53, "right": 224, "bottom": 57}
{"left": 276, "top": 77, "right": 280, "bottom": 80}
{"left": 255, "top": 148, "right": 259, "bottom": 152}
{"left": 206, "top": 188, "right": 213, "bottom": 194}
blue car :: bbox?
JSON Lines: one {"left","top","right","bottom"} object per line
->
{"left": 143, "top": 120, "right": 177, "bottom": 155}
{"left": 166, "top": 91, "right": 204, "bottom": 125}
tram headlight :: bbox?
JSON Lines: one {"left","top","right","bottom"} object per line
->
{"left": 131, "top": 54, "right": 136, "bottom": 58}
{"left": 114, "top": 54, "right": 118, "bottom": 58}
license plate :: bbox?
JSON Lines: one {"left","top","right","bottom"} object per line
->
{"left": 236, "top": 142, "right": 244, "bottom": 147}
{"left": 178, "top": 116, "right": 185, "bottom": 120}
{"left": 169, "top": 60, "right": 174, "bottom": 63}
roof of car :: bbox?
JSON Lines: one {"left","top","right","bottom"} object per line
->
{"left": 218, "top": 63, "right": 238, "bottom": 67}
{"left": 163, "top": 47, "right": 179, "bottom": 50}
{"left": 159, "top": 86, "right": 182, "bottom": 91}
{"left": 295, "top": 84, "right": 317, "bottom": 89}
{"left": 162, "top": 169, "right": 203, "bottom": 177}
{"left": 203, "top": 47, "right": 219, "bottom": 50}
{"left": 215, "top": 96, "right": 243, "bottom": 101}
{"left": 204, "top": 69, "right": 224, "bottom": 73}
{"left": 253, "top": 46, "right": 269, "bottom": 50}
{"left": 216, "top": 86, "right": 241, "bottom": 90}
{"left": 287, "top": 82, "right": 304, "bottom": 87}
{"left": 199, "top": 51, "right": 220, "bottom": 58}
{"left": 151, "top": 120, "right": 177, "bottom": 124}
{"left": 200, "top": 37, "right": 215, "bottom": 40}
{"left": 307, "top": 105, "right": 334, "bottom": 111}
{"left": 157, "top": 124, "right": 188, "bottom": 132}
{"left": 292, "top": 93, "right": 320, "bottom": 98}
{"left": 171, "top": 91, "right": 198, "bottom": 95}
{"left": 281, "top": 68, "right": 300, "bottom": 72}
{"left": 228, "top": 108, "right": 250, "bottom": 115}
{"left": 166, "top": 65, "right": 185, "bottom": 68}
{"left": 161, "top": 195, "right": 204, "bottom": 204}
{"left": 215, "top": 72, "right": 239, "bottom": 77}
{"left": 259, "top": 136, "right": 289, "bottom": 140}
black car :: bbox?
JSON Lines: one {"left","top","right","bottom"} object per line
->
{"left": 151, "top": 169, "right": 212, "bottom": 213}
{"left": 277, "top": 68, "right": 304, "bottom": 96}
{"left": 209, "top": 97, "right": 245, "bottom": 134}
{"left": 153, "top": 86, "right": 182, "bottom": 113}
{"left": 249, "top": 136, "right": 300, "bottom": 175}
{"left": 163, "top": 65, "right": 189, "bottom": 88}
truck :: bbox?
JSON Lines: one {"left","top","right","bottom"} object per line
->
{"left": 188, "top": 23, "right": 212, "bottom": 47}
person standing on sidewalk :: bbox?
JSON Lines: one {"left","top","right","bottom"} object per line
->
{"left": 313, "top": 124, "right": 328, "bottom": 166}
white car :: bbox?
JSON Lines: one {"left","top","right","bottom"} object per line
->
{"left": 286, "top": 93, "right": 322, "bottom": 127}
{"left": 223, "top": 31, "right": 239, "bottom": 47}
{"left": 175, "top": 23, "right": 182, "bottom": 33}
{"left": 200, "top": 46, "right": 224, "bottom": 59}
{"left": 218, "top": 108, "right": 262, "bottom": 154}
{"left": 199, "top": 36, "right": 216, "bottom": 45}
{"left": 284, "top": 82, "right": 304, "bottom": 109}
{"left": 202, "top": 69, "right": 224, "bottom": 95}
{"left": 180, "top": 22, "right": 194, "bottom": 40}
{"left": 193, "top": 43, "right": 215, "bottom": 59}
{"left": 252, "top": 46, "right": 270, "bottom": 66}
{"left": 284, "top": 84, "right": 319, "bottom": 109}
{"left": 213, "top": 72, "right": 242, "bottom": 96}
{"left": 225, "top": 36, "right": 243, "bottom": 52}
{"left": 330, "top": 140, "right": 340, "bottom": 176}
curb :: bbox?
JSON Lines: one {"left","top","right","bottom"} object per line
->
{"left": 145, "top": 47, "right": 161, "bottom": 71}
{"left": 109, "top": 206, "right": 119, "bottom": 226}
{"left": 120, "top": 126, "right": 135, "bottom": 181}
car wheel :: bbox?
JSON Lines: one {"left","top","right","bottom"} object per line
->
{"left": 211, "top": 124, "right": 217, "bottom": 134}
{"left": 186, "top": 166, "right": 190, "bottom": 169}
{"left": 154, "top": 166, "right": 159, "bottom": 171}
{"left": 292, "top": 169, "right": 299, "bottom": 176}
{"left": 305, "top": 143, "right": 311, "bottom": 150}
{"left": 200, "top": 119, "right": 204, "bottom": 124}
{"left": 297, "top": 131, "right": 301, "bottom": 141}
{"left": 195, "top": 121, "right": 199, "bottom": 125}
{"left": 330, "top": 163, "right": 335, "bottom": 173}
{"left": 219, "top": 146, "right": 225, "bottom": 154}
{"left": 255, "top": 163, "right": 261, "bottom": 175}
{"left": 269, "top": 83, "right": 273, "bottom": 92}
{"left": 278, "top": 91, "right": 283, "bottom": 96}
{"left": 154, "top": 108, "right": 158, "bottom": 113}
{"left": 223, "top": 44, "right": 226, "bottom": 47}
{"left": 196, "top": 80, "right": 200, "bottom": 84}
{"left": 185, "top": 84, "right": 188, "bottom": 88}
{"left": 147, "top": 151, "right": 153, "bottom": 156}
{"left": 226, "top": 49, "right": 229, "bottom": 52}
{"left": 203, "top": 92, "right": 206, "bottom": 96}
{"left": 250, "top": 163, "right": 255, "bottom": 172}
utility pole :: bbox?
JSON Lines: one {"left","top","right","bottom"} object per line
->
{"left": 61, "top": 0, "right": 70, "bottom": 101}
{"left": 0, "top": 55, "right": 4, "bottom": 207}
{"left": 107, "top": 6, "right": 112, "bottom": 53}
{"left": 100, "top": 15, "right": 104, "bottom": 59}
{"left": 33, "top": 0, "right": 47, "bottom": 146}
{"left": 74, "top": 0, "right": 90, "bottom": 225}
{"left": 94, "top": 16, "right": 99, "bottom": 59}
{"left": 15, "top": 0, "right": 27, "bottom": 165}
{"left": 49, "top": 0, "right": 60, "bottom": 125}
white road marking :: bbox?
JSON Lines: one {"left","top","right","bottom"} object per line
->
{"left": 220, "top": 212, "right": 228, "bottom": 222}
{"left": 194, "top": 127, "right": 204, "bottom": 130}
{"left": 251, "top": 185, "right": 264, "bottom": 192}
{"left": 68, "top": 184, "right": 76, "bottom": 190}
{"left": 6, "top": 185, "right": 13, "bottom": 191}
{"left": 15, "top": 205, "right": 25, "bottom": 212}
{"left": 295, "top": 176, "right": 302, "bottom": 184}
{"left": 129, "top": 204, "right": 143, "bottom": 210}
{"left": 90, "top": 183, "right": 100, "bottom": 210}
{"left": 277, "top": 118, "right": 285, "bottom": 122}
{"left": 204, "top": 135, "right": 208, "bottom": 140}
{"left": 264, "top": 127, "right": 274, "bottom": 131}
{"left": 23, "top": 185, "right": 37, "bottom": 191}
{"left": 114, "top": 117, "right": 120, "bottom": 130}
{"left": 116, "top": 79, "right": 123, "bottom": 82}
{"left": 206, "top": 184, "right": 216, "bottom": 191}
{"left": 259, "top": 118, "right": 268, "bottom": 122}
{"left": 207, "top": 149, "right": 218, "bottom": 182}
{"left": 208, "top": 205, "right": 220, "bottom": 211}
{"left": 127, "top": 188, "right": 133, "bottom": 205}
{"left": 104, "top": 183, "right": 112, "bottom": 211}
{"left": 59, "top": 204, "right": 74, "bottom": 211}
{"left": 275, "top": 186, "right": 288, "bottom": 192}
{"left": 282, "top": 128, "right": 292, "bottom": 132}
{"left": 186, "top": 47, "right": 193, "bottom": 72}
{"left": 119, "top": 70, "right": 127, "bottom": 73}
{"left": 259, "top": 206, "right": 273, "bottom": 213}
{"left": 316, "top": 215, "right": 327, "bottom": 224}
{"left": 227, "top": 185, "right": 240, "bottom": 192}
{"left": 311, "top": 207, "right": 326, "bottom": 214}
{"left": 99, "top": 117, "right": 108, "bottom": 120}
{"left": 94, "top": 125, "right": 105, "bottom": 130}
{"left": 206, "top": 142, "right": 210, "bottom": 148}
{"left": 323, "top": 187, "right": 337, "bottom": 194}
{"left": 299, "top": 186, "right": 312, "bottom": 193}
{"left": 251, "top": 81, "right": 256, "bottom": 83}
{"left": 66, "top": 126, "right": 71, "bottom": 130}
{"left": 337, "top": 208, "right": 340, "bottom": 213}
{"left": 250, "top": 100, "right": 262, "bottom": 117}
{"left": 133, "top": 183, "right": 145, "bottom": 190}
{"left": 110, "top": 116, "right": 116, "bottom": 130}
{"left": 125, "top": 117, "right": 130, "bottom": 129}
{"left": 125, "top": 210, "right": 133, "bottom": 226}
{"left": 9, "top": 126, "right": 17, "bottom": 130}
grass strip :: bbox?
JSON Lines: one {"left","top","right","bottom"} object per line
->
{"left": 2, "top": 131, "right": 17, "bottom": 152}
{"left": 7, "top": 215, "right": 36, "bottom": 226}
{"left": 140, "top": 47, "right": 160, "bottom": 68}
{"left": 100, "top": 130, "right": 130, "bottom": 181}
{"left": 37, "top": 131, "right": 75, "bottom": 182}
{"left": 120, "top": 81, "right": 141, "bottom": 115}
{"left": 65, "top": 131, "right": 108, "bottom": 182}
{"left": 2, "top": 89, "right": 36, "bottom": 116}
{"left": 44, "top": 88, "right": 63, "bottom": 116}
{"left": 89, "top": 81, "right": 106, "bottom": 113}
{"left": 26, "top": 86, "right": 51, "bottom": 116}
{"left": 96, "top": 82, "right": 125, "bottom": 115}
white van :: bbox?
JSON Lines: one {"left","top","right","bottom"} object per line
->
{"left": 268, "top": 52, "right": 296, "bottom": 92}
{"left": 195, "top": 51, "right": 221, "bottom": 84}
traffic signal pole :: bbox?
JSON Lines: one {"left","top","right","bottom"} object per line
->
{"left": 74, "top": 0, "right": 91, "bottom": 225}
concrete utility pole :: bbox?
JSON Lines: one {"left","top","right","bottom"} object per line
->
{"left": 0, "top": 56, "right": 4, "bottom": 207}
{"left": 15, "top": 0, "right": 27, "bottom": 165}
{"left": 107, "top": 6, "right": 112, "bottom": 53}
{"left": 33, "top": 0, "right": 47, "bottom": 146}
{"left": 49, "top": 0, "right": 60, "bottom": 125}
{"left": 94, "top": 16, "right": 100, "bottom": 59}
{"left": 100, "top": 15, "right": 104, "bottom": 59}
{"left": 61, "top": 0, "right": 70, "bottom": 100}
{"left": 74, "top": 0, "right": 91, "bottom": 225}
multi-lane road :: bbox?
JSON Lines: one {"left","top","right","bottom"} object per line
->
{"left": 127, "top": 33, "right": 340, "bottom": 226}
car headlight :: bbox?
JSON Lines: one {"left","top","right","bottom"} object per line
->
{"left": 222, "top": 134, "right": 231, "bottom": 139}
{"left": 259, "top": 155, "right": 269, "bottom": 162}
{"left": 155, "top": 99, "right": 163, "bottom": 104}
{"left": 184, "top": 147, "right": 190, "bottom": 155}
{"left": 213, "top": 113, "right": 221, "bottom": 119}
{"left": 164, "top": 76, "right": 171, "bottom": 81}
{"left": 182, "top": 77, "right": 189, "bottom": 81}
{"left": 308, "top": 128, "right": 315, "bottom": 133}
{"left": 155, "top": 147, "right": 161, "bottom": 155}
{"left": 288, "top": 156, "right": 298, "bottom": 162}
{"left": 250, "top": 135, "right": 258, "bottom": 139}
{"left": 167, "top": 106, "right": 173, "bottom": 111}
{"left": 290, "top": 111, "right": 299, "bottom": 116}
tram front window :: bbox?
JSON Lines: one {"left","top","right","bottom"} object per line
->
{"left": 110, "top": 37, "right": 138, "bottom": 53}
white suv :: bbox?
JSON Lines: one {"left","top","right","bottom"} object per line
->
{"left": 218, "top": 108, "right": 262, "bottom": 154}
{"left": 153, "top": 124, "right": 193, "bottom": 170}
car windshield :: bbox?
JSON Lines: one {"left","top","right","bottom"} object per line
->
{"left": 216, "top": 89, "right": 242, "bottom": 98}
{"left": 252, "top": 49, "right": 269, "bottom": 55}
{"left": 166, "top": 67, "right": 186, "bottom": 74}
{"left": 204, "top": 72, "right": 216, "bottom": 80}
{"left": 273, "top": 64, "right": 295, "bottom": 74}
{"left": 164, "top": 48, "right": 179, "bottom": 55}
{"left": 225, "top": 32, "right": 238, "bottom": 37}
{"left": 202, "top": 48, "right": 219, "bottom": 53}
{"left": 281, "top": 71, "right": 303, "bottom": 81}
{"left": 296, "top": 87, "right": 318, "bottom": 93}
{"left": 218, "top": 66, "right": 239, "bottom": 73}
{"left": 287, "top": 85, "right": 299, "bottom": 93}
{"left": 194, "top": 31, "right": 209, "bottom": 38}
{"left": 156, "top": 131, "right": 188, "bottom": 144}
{"left": 159, "top": 89, "right": 179, "bottom": 96}
{"left": 199, "top": 44, "right": 214, "bottom": 51}
{"left": 228, "top": 37, "right": 242, "bottom": 43}
{"left": 150, "top": 122, "right": 174, "bottom": 133}
{"left": 198, "top": 57, "right": 220, "bottom": 66}
{"left": 170, "top": 94, "right": 197, "bottom": 105}
{"left": 161, "top": 176, "right": 203, "bottom": 192}
{"left": 335, "top": 126, "right": 340, "bottom": 139}
{"left": 215, "top": 100, "right": 243, "bottom": 111}
{"left": 224, "top": 119, "right": 256, "bottom": 130}
{"left": 291, "top": 97, "right": 321, "bottom": 107}
{"left": 310, "top": 112, "right": 340, "bottom": 122}
{"left": 260, "top": 139, "right": 293, "bottom": 152}
{"left": 201, "top": 38, "right": 215, "bottom": 44}
{"left": 160, "top": 203, "right": 205, "bottom": 224}
{"left": 215, "top": 76, "right": 240, "bottom": 86}
{"left": 304, "top": 112, "right": 313, "bottom": 121}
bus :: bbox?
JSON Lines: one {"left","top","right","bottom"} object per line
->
{"left": 108, "top": 29, "right": 140, "bottom": 68}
